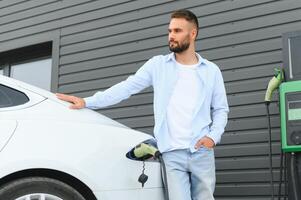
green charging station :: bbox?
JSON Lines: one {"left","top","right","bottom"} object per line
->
{"left": 280, "top": 30, "right": 301, "bottom": 153}
{"left": 280, "top": 80, "right": 301, "bottom": 152}
{"left": 275, "top": 30, "right": 301, "bottom": 200}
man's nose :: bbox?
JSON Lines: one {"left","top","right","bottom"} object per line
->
{"left": 169, "top": 33, "right": 175, "bottom": 41}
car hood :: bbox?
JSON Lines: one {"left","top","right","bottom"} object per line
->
{"left": 26, "top": 99, "right": 129, "bottom": 128}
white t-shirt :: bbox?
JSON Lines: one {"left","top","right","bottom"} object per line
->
{"left": 166, "top": 61, "right": 201, "bottom": 150}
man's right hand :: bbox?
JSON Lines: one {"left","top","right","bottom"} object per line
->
{"left": 56, "top": 93, "right": 86, "bottom": 109}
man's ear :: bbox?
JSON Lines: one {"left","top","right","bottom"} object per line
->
{"left": 191, "top": 28, "right": 198, "bottom": 41}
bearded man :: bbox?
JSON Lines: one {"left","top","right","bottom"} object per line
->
{"left": 57, "top": 9, "right": 229, "bottom": 200}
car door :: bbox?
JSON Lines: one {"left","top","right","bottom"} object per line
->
{"left": 0, "top": 120, "right": 17, "bottom": 152}
{"left": 0, "top": 82, "right": 44, "bottom": 151}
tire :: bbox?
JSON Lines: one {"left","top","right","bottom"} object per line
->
{"left": 0, "top": 177, "right": 86, "bottom": 200}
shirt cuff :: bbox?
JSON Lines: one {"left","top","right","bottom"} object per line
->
{"left": 83, "top": 96, "right": 97, "bottom": 109}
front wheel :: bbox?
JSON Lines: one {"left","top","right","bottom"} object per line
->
{"left": 0, "top": 177, "right": 86, "bottom": 200}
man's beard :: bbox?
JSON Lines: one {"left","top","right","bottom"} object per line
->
{"left": 169, "top": 40, "right": 190, "bottom": 53}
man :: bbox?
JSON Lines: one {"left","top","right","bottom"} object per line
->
{"left": 57, "top": 9, "right": 229, "bottom": 200}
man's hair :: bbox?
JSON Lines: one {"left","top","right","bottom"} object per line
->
{"left": 171, "top": 9, "right": 199, "bottom": 38}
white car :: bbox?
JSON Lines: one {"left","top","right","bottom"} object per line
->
{"left": 0, "top": 75, "right": 164, "bottom": 200}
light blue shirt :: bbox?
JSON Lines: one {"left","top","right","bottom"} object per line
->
{"left": 84, "top": 52, "right": 229, "bottom": 153}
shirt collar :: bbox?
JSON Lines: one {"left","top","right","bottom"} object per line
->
{"left": 165, "top": 52, "right": 206, "bottom": 66}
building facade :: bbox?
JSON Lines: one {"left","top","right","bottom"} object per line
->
{"left": 1, "top": 0, "right": 301, "bottom": 199}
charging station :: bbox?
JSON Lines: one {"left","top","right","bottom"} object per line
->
{"left": 280, "top": 30, "right": 301, "bottom": 199}
{"left": 280, "top": 80, "right": 301, "bottom": 152}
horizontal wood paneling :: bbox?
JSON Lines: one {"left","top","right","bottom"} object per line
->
{"left": 1, "top": 0, "right": 299, "bottom": 198}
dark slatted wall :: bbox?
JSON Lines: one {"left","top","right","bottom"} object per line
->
{"left": 1, "top": 0, "right": 301, "bottom": 199}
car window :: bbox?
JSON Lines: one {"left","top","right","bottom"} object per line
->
{"left": 0, "top": 84, "right": 29, "bottom": 108}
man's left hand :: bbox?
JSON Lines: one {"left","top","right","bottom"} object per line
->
{"left": 194, "top": 136, "right": 215, "bottom": 150}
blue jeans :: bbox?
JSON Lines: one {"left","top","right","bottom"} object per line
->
{"left": 162, "top": 147, "right": 215, "bottom": 200}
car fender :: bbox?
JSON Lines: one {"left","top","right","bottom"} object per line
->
{"left": 0, "top": 120, "right": 162, "bottom": 191}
